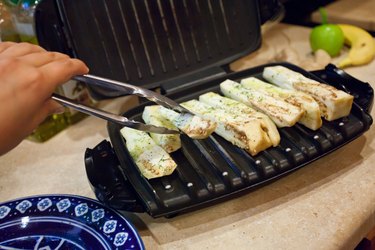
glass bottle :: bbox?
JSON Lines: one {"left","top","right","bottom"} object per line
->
{"left": 0, "top": 1, "right": 20, "bottom": 42}
{"left": 58, "top": 79, "right": 93, "bottom": 125}
{"left": 5, "top": 0, "right": 37, "bottom": 43}
{"left": 4, "top": 0, "right": 93, "bottom": 142}
{"left": 9, "top": 0, "right": 70, "bottom": 142}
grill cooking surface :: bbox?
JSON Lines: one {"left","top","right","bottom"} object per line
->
{"left": 89, "top": 63, "right": 372, "bottom": 218}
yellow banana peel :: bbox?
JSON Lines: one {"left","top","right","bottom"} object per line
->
{"left": 337, "top": 24, "right": 375, "bottom": 68}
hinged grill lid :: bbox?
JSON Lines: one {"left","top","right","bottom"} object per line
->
{"left": 35, "top": 0, "right": 262, "bottom": 98}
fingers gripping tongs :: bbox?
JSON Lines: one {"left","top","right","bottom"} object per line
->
{"left": 51, "top": 75, "right": 190, "bottom": 134}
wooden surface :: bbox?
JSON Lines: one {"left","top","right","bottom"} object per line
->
{"left": 230, "top": 23, "right": 375, "bottom": 84}
{"left": 311, "top": 0, "right": 375, "bottom": 31}
{"left": 1, "top": 23, "right": 375, "bottom": 250}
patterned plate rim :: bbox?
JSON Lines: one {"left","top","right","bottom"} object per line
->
{"left": 0, "top": 194, "right": 145, "bottom": 249}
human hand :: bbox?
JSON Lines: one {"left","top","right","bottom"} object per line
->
{"left": 0, "top": 42, "right": 89, "bottom": 155}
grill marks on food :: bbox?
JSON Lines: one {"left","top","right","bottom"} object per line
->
{"left": 121, "top": 66, "right": 354, "bottom": 180}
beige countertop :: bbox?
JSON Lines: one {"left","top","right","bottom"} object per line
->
{"left": 310, "top": 0, "right": 375, "bottom": 32}
{"left": 1, "top": 23, "right": 375, "bottom": 249}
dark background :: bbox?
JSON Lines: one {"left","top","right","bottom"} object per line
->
{"left": 259, "top": 0, "right": 337, "bottom": 26}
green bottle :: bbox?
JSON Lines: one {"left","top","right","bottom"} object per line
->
{"left": 4, "top": 0, "right": 94, "bottom": 142}
{"left": 11, "top": 0, "right": 70, "bottom": 142}
{"left": 0, "top": 1, "right": 20, "bottom": 42}
{"left": 57, "top": 79, "right": 93, "bottom": 125}
{"left": 5, "top": 0, "right": 38, "bottom": 43}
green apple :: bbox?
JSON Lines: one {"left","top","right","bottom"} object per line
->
{"left": 310, "top": 24, "right": 344, "bottom": 57}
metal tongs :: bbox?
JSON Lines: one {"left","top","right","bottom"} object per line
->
{"left": 51, "top": 74, "right": 191, "bottom": 134}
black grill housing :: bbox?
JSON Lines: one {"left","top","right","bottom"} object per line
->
{"left": 85, "top": 63, "right": 373, "bottom": 218}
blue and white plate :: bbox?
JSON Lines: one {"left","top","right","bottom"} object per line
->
{"left": 0, "top": 194, "right": 144, "bottom": 250}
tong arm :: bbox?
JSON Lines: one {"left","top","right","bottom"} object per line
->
{"left": 73, "top": 74, "right": 191, "bottom": 114}
{"left": 51, "top": 93, "right": 180, "bottom": 134}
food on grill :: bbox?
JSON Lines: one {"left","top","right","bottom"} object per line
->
{"left": 241, "top": 77, "right": 322, "bottom": 130}
{"left": 158, "top": 106, "right": 216, "bottom": 139}
{"left": 181, "top": 99, "right": 273, "bottom": 156}
{"left": 263, "top": 65, "right": 354, "bottom": 121}
{"left": 199, "top": 92, "right": 280, "bottom": 146}
{"left": 120, "top": 127, "right": 177, "bottom": 179}
{"left": 121, "top": 66, "right": 356, "bottom": 178}
{"left": 220, "top": 79, "right": 305, "bottom": 127}
{"left": 142, "top": 105, "right": 181, "bottom": 153}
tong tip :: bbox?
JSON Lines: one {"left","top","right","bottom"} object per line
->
{"left": 127, "top": 122, "right": 181, "bottom": 134}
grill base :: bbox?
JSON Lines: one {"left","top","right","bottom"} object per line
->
{"left": 85, "top": 63, "right": 373, "bottom": 218}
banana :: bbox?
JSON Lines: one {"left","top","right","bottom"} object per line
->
{"left": 337, "top": 24, "right": 375, "bottom": 68}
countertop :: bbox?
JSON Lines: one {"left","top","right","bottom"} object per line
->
{"left": 1, "top": 23, "right": 375, "bottom": 250}
{"left": 310, "top": 0, "right": 375, "bottom": 32}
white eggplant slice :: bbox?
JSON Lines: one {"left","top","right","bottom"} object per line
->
{"left": 158, "top": 106, "right": 216, "bottom": 139}
{"left": 220, "top": 79, "right": 304, "bottom": 128}
{"left": 142, "top": 105, "right": 181, "bottom": 153}
{"left": 262, "top": 65, "right": 354, "bottom": 121}
{"left": 199, "top": 92, "right": 280, "bottom": 146}
{"left": 120, "top": 127, "right": 177, "bottom": 179}
{"left": 181, "top": 99, "right": 273, "bottom": 156}
{"left": 241, "top": 77, "right": 322, "bottom": 130}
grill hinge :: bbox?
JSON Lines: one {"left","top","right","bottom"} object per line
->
{"left": 159, "top": 66, "right": 228, "bottom": 95}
